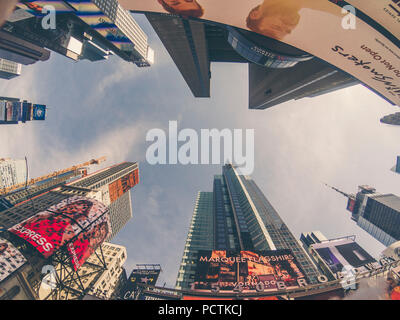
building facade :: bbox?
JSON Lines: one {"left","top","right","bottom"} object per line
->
{"left": 0, "top": 159, "right": 26, "bottom": 190}
{"left": 176, "top": 164, "right": 321, "bottom": 290}
{"left": 0, "top": 59, "right": 21, "bottom": 79}
{"left": 330, "top": 185, "right": 400, "bottom": 247}
{"left": 145, "top": 13, "right": 357, "bottom": 107}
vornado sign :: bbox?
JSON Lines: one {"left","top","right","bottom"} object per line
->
{"left": 120, "top": 0, "right": 400, "bottom": 106}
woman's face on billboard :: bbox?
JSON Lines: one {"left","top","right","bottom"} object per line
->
{"left": 162, "top": 0, "right": 200, "bottom": 12}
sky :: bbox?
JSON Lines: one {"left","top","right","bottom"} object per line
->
{"left": 0, "top": 14, "right": 400, "bottom": 288}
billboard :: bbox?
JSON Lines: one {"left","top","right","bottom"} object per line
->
{"left": 108, "top": 169, "right": 139, "bottom": 203}
{"left": 0, "top": 102, "right": 5, "bottom": 121}
{"left": 0, "top": 238, "right": 27, "bottom": 282}
{"left": 345, "top": 0, "right": 400, "bottom": 41}
{"left": 311, "top": 237, "right": 380, "bottom": 277}
{"left": 120, "top": 0, "right": 400, "bottom": 107}
{"left": 32, "top": 104, "right": 46, "bottom": 120}
{"left": 192, "top": 250, "right": 308, "bottom": 294}
{"left": 9, "top": 195, "right": 111, "bottom": 271}
{"left": 123, "top": 267, "right": 162, "bottom": 300}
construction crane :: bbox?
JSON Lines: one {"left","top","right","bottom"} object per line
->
{"left": 0, "top": 156, "right": 106, "bottom": 196}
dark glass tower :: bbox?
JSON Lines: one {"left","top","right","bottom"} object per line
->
{"left": 176, "top": 164, "right": 320, "bottom": 290}
{"left": 329, "top": 185, "right": 400, "bottom": 247}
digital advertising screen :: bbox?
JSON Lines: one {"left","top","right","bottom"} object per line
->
{"left": 0, "top": 238, "right": 27, "bottom": 282}
{"left": 8, "top": 195, "right": 111, "bottom": 271}
{"left": 120, "top": 0, "right": 400, "bottom": 107}
{"left": 108, "top": 169, "right": 139, "bottom": 203}
{"left": 312, "top": 238, "right": 380, "bottom": 277}
{"left": 192, "top": 250, "right": 308, "bottom": 294}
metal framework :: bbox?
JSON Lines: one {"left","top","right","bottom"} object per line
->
{"left": 136, "top": 259, "right": 400, "bottom": 300}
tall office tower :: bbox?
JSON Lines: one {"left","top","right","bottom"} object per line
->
{"left": 8, "top": 1, "right": 153, "bottom": 66}
{"left": 0, "top": 159, "right": 26, "bottom": 190}
{"left": 145, "top": 13, "right": 357, "bottom": 106}
{"left": 0, "top": 161, "right": 138, "bottom": 237}
{"left": 175, "top": 164, "right": 320, "bottom": 290}
{"left": 328, "top": 185, "right": 400, "bottom": 247}
{"left": 69, "top": 161, "right": 138, "bottom": 238}
{"left": 0, "top": 157, "right": 105, "bottom": 212}
{"left": 0, "top": 97, "right": 46, "bottom": 125}
{"left": 0, "top": 59, "right": 22, "bottom": 79}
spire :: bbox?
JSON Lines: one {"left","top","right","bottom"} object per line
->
{"left": 324, "top": 183, "right": 350, "bottom": 198}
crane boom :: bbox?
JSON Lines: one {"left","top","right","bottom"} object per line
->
{"left": 0, "top": 156, "right": 106, "bottom": 195}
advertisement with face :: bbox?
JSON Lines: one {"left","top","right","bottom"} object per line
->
{"left": 108, "top": 169, "right": 139, "bottom": 203}
{"left": 0, "top": 238, "right": 27, "bottom": 282}
{"left": 192, "top": 250, "right": 307, "bottom": 293}
{"left": 120, "top": 0, "right": 400, "bottom": 106}
{"left": 9, "top": 195, "right": 110, "bottom": 271}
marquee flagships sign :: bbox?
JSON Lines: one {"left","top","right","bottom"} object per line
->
{"left": 120, "top": 0, "right": 400, "bottom": 106}
{"left": 9, "top": 196, "right": 111, "bottom": 271}
{"left": 192, "top": 250, "right": 308, "bottom": 293}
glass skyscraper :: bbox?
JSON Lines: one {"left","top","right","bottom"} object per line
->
{"left": 176, "top": 164, "right": 320, "bottom": 290}
{"left": 330, "top": 185, "right": 400, "bottom": 247}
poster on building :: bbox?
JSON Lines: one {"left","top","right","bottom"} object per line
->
{"left": 8, "top": 195, "right": 111, "bottom": 271}
{"left": 120, "top": 0, "right": 400, "bottom": 106}
{"left": 345, "top": 0, "right": 400, "bottom": 40}
{"left": 124, "top": 267, "right": 161, "bottom": 300}
{"left": 192, "top": 250, "right": 307, "bottom": 294}
{"left": 0, "top": 238, "right": 27, "bottom": 282}
{"left": 32, "top": 104, "right": 46, "bottom": 120}
{"left": 108, "top": 169, "right": 139, "bottom": 203}
{"left": 5, "top": 102, "right": 13, "bottom": 121}
{"left": 0, "top": 101, "right": 5, "bottom": 121}
{"left": 312, "top": 238, "right": 380, "bottom": 277}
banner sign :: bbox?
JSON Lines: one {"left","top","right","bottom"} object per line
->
{"left": 9, "top": 196, "right": 111, "bottom": 271}
{"left": 192, "top": 250, "right": 308, "bottom": 293}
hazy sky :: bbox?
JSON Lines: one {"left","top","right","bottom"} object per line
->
{"left": 0, "top": 14, "right": 399, "bottom": 287}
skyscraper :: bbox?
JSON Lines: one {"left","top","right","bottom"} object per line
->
{"left": 0, "top": 159, "right": 26, "bottom": 190}
{"left": 0, "top": 58, "right": 21, "bottom": 79}
{"left": 175, "top": 164, "right": 320, "bottom": 290}
{"left": 328, "top": 185, "right": 400, "bottom": 247}
{"left": 0, "top": 161, "right": 138, "bottom": 238}
{"left": 7, "top": 1, "right": 153, "bottom": 67}
{"left": 69, "top": 161, "right": 138, "bottom": 238}
{"left": 145, "top": 13, "right": 357, "bottom": 107}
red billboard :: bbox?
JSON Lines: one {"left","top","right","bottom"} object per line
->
{"left": 192, "top": 250, "right": 308, "bottom": 294}
{"left": 9, "top": 196, "right": 111, "bottom": 270}
{"left": 108, "top": 169, "right": 139, "bottom": 203}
